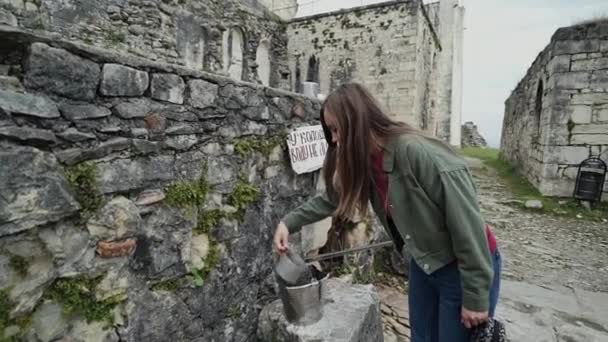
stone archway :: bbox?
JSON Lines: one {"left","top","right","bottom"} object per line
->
{"left": 222, "top": 27, "right": 244, "bottom": 80}
{"left": 256, "top": 38, "right": 271, "bottom": 86}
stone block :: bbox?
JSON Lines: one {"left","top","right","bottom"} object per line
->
{"left": 0, "top": 8, "right": 17, "bottom": 26}
{"left": 571, "top": 93, "right": 608, "bottom": 105}
{"left": 548, "top": 55, "right": 571, "bottom": 73}
{"left": 59, "top": 103, "right": 112, "bottom": 120}
{"left": 97, "top": 155, "right": 175, "bottom": 194}
{"left": 25, "top": 43, "right": 100, "bottom": 101}
{"left": 569, "top": 105, "right": 593, "bottom": 124}
{"left": 0, "top": 89, "right": 59, "bottom": 118}
{"left": 601, "top": 40, "right": 608, "bottom": 52}
{"left": 187, "top": 79, "right": 218, "bottom": 109}
{"left": 0, "top": 143, "right": 80, "bottom": 237}
{"left": 0, "top": 126, "right": 58, "bottom": 145}
{"left": 113, "top": 98, "right": 152, "bottom": 119}
{"left": 571, "top": 57, "right": 608, "bottom": 72}
{"left": 150, "top": 73, "right": 185, "bottom": 104}
{"left": 544, "top": 145, "right": 589, "bottom": 165}
{"left": 57, "top": 128, "right": 96, "bottom": 142}
{"left": 100, "top": 64, "right": 149, "bottom": 97}
{"left": 550, "top": 72, "right": 590, "bottom": 90}
{"left": 571, "top": 133, "right": 608, "bottom": 144}
{"left": 553, "top": 40, "right": 600, "bottom": 56}
{"left": 257, "top": 279, "right": 383, "bottom": 342}
{"left": 590, "top": 70, "right": 608, "bottom": 89}
{"left": 595, "top": 104, "right": 608, "bottom": 122}
{"left": 571, "top": 124, "right": 608, "bottom": 134}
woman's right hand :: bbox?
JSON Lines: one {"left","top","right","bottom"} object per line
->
{"left": 273, "top": 222, "right": 290, "bottom": 254}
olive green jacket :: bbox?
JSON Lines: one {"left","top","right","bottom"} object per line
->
{"left": 282, "top": 134, "right": 494, "bottom": 312}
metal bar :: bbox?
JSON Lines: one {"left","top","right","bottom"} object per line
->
{"left": 304, "top": 240, "right": 394, "bottom": 263}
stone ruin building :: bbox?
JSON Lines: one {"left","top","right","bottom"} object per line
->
{"left": 0, "top": 0, "right": 464, "bottom": 341}
{"left": 288, "top": 0, "right": 465, "bottom": 146}
{"left": 501, "top": 20, "right": 608, "bottom": 201}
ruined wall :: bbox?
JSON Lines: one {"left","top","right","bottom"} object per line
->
{"left": 286, "top": 0, "right": 442, "bottom": 130}
{"left": 0, "top": 0, "right": 292, "bottom": 89}
{"left": 501, "top": 21, "right": 608, "bottom": 200}
{"left": 0, "top": 26, "right": 322, "bottom": 341}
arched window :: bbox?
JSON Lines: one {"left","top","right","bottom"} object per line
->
{"left": 535, "top": 80, "right": 543, "bottom": 132}
{"left": 256, "top": 38, "right": 271, "bottom": 86}
{"left": 223, "top": 28, "right": 244, "bottom": 80}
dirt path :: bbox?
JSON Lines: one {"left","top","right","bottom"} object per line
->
{"left": 468, "top": 157, "right": 608, "bottom": 293}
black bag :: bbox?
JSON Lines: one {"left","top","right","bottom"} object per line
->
{"left": 470, "top": 318, "right": 507, "bottom": 342}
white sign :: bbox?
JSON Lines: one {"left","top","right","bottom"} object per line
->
{"left": 287, "top": 125, "right": 329, "bottom": 174}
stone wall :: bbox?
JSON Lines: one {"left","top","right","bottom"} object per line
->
{"left": 286, "top": 0, "right": 442, "bottom": 132}
{"left": 461, "top": 121, "right": 487, "bottom": 148}
{"left": 501, "top": 21, "right": 608, "bottom": 201}
{"left": 0, "top": 26, "right": 322, "bottom": 342}
{"left": 0, "top": 0, "right": 292, "bottom": 89}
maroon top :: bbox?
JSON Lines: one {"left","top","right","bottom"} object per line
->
{"left": 370, "top": 150, "right": 497, "bottom": 253}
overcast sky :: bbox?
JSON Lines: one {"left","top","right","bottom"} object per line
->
{"left": 295, "top": 0, "right": 608, "bottom": 147}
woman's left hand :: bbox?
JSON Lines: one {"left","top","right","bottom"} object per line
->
{"left": 461, "top": 308, "right": 488, "bottom": 329}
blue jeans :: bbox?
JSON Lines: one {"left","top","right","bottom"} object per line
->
{"left": 409, "top": 251, "right": 502, "bottom": 342}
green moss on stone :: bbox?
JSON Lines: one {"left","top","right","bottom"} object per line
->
{"left": 8, "top": 256, "right": 29, "bottom": 278}
{"left": 65, "top": 162, "right": 102, "bottom": 217}
{"left": 195, "top": 209, "right": 224, "bottom": 235}
{"left": 0, "top": 289, "right": 11, "bottom": 340}
{"left": 151, "top": 278, "right": 181, "bottom": 292}
{"left": 47, "top": 276, "right": 121, "bottom": 324}
{"left": 164, "top": 164, "right": 209, "bottom": 209}
{"left": 107, "top": 30, "right": 126, "bottom": 45}
{"left": 233, "top": 135, "right": 285, "bottom": 159}
{"left": 228, "top": 176, "right": 260, "bottom": 220}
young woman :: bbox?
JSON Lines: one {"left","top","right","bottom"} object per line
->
{"left": 273, "top": 83, "right": 501, "bottom": 342}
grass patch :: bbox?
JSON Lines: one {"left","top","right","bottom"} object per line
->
{"left": 47, "top": 276, "right": 122, "bottom": 324}
{"left": 65, "top": 162, "right": 103, "bottom": 217}
{"left": 460, "top": 147, "right": 608, "bottom": 221}
{"left": 227, "top": 176, "right": 260, "bottom": 221}
{"left": 233, "top": 135, "right": 285, "bottom": 159}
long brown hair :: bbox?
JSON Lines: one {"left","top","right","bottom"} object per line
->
{"left": 320, "top": 83, "right": 417, "bottom": 220}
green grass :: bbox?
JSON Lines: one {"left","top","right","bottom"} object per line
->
{"left": 460, "top": 147, "right": 608, "bottom": 222}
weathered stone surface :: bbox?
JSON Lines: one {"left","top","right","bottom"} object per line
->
{"left": 553, "top": 40, "right": 600, "bottom": 55}
{"left": 0, "top": 75, "right": 23, "bottom": 91}
{"left": 59, "top": 103, "right": 112, "bottom": 120}
{"left": 257, "top": 278, "right": 383, "bottom": 342}
{"left": 525, "top": 200, "right": 543, "bottom": 209}
{"left": 100, "top": 64, "right": 149, "bottom": 97}
{"left": 113, "top": 98, "right": 152, "bottom": 119}
{"left": 129, "top": 206, "right": 193, "bottom": 279}
{"left": 97, "top": 155, "right": 175, "bottom": 194}
{"left": 63, "top": 319, "right": 120, "bottom": 342}
{"left": 0, "top": 126, "right": 58, "bottom": 145}
{"left": 550, "top": 72, "right": 590, "bottom": 90}
{"left": 571, "top": 57, "right": 608, "bottom": 72}
{"left": 120, "top": 290, "right": 191, "bottom": 342}
{"left": 57, "top": 127, "right": 96, "bottom": 142}
{"left": 38, "top": 221, "right": 92, "bottom": 276}
{"left": 590, "top": 69, "right": 608, "bottom": 89}
{"left": 164, "top": 134, "right": 198, "bottom": 150}
{"left": 547, "top": 55, "right": 571, "bottom": 73}
{"left": 571, "top": 133, "right": 608, "bottom": 144}
{"left": 187, "top": 79, "right": 218, "bottom": 109}
{"left": 25, "top": 43, "right": 100, "bottom": 101}
{"left": 0, "top": 89, "right": 59, "bottom": 118}
{"left": 30, "top": 301, "right": 68, "bottom": 342}
{"left": 150, "top": 73, "right": 185, "bottom": 104}
{"left": 568, "top": 105, "right": 592, "bottom": 123}
{"left": 132, "top": 139, "right": 162, "bottom": 155}
{"left": 461, "top": 121, "right": 487, "bottom": 147}
{"left": 190, "top": 234, "right": 209, "bottom": 270}
{"left": 95, "top": 266, "right": 131, "bottom": 301}
{"left": 87, "top": 196, "right": 141, "bottom": 240}
{"left": 544, "top": 146, "right": 589, "bottom": 165}
{"left": 0, "top": 8, "right": 18, "bottom": 26}
{"left": 165, "top": 124, "right": 197, "bottom": 135}
{"left": 0, "top": 143, "right": 79, "bottom": 237}
{"left": 135, "top": 189, "right": 165, "bottom": 206}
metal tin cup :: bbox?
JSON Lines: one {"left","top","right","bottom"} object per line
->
{"left": 274, "top": 249, "right": 308, "bottom": 285}
{"left": 276, "top": 266, "right": 329, "bottom": 326}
